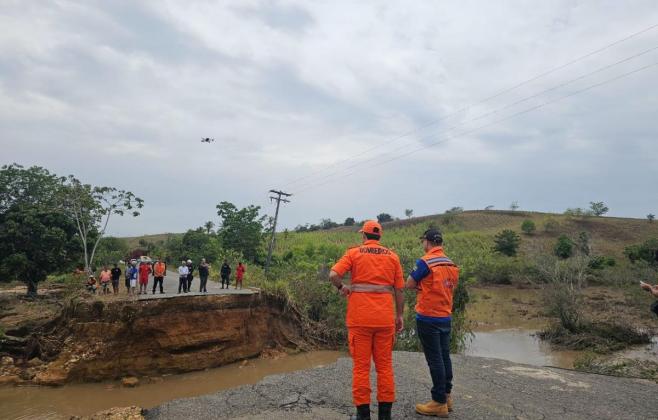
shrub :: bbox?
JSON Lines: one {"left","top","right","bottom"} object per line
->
{"left": 344, "top": 217, "right": 355, "bottom": 226}
{"left": 543, "top": 218, "right": 560, "bottom": 233}
{"left": 471, "top": 258, "right": 522, "bottom": 284}
{"left": 624, "top": 238, "right": 658, "bottom": 264}
{"left": 493, "top": 230, "right": 521, "bottom": 257}
{"left": 554, "top": 235, "right": 574, "bottom": 259}
{"left": 521, "top": 220, "right": 536, "bottom": 235}
{"left": 588, "top": 256, "right": 616, "bottom": 270}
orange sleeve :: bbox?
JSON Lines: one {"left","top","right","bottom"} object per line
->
{"left": 331, "top": 249, "right": 353, "bottom": 276}
{"left": 393, "top": 256, "right": 404, "bottom": 289}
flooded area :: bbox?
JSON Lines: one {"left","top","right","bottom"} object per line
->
{"left": 465, "top": 329, "right": 581, "bottom": 368}
{"left": 465, "top": 286, "right": 657, "bottom": 369}
{"left": 0, "top": 351, "right": 343, "bottom": 420}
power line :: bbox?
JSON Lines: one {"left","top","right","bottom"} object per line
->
{"left": 280, "top": 22, "right": 658, "bottom": 190}
{"left": 293, "top": 61, "right": 658, "bottom": 195}
{"left": 289, "top": 45, "right": 658, "bottom": 193}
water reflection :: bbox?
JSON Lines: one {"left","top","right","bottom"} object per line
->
{"left": 465, "top": 329, "right": 581, "bottom": 369}
{"left": 0, "top": 351, "right": 342, "bottom": 420}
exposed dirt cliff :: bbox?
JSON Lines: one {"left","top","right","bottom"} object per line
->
{"left": 1, "top": 292, "right": 313, "bottom": 385}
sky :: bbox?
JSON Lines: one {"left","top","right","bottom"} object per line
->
{"left": 1, "top": 0, "right": 657, "bottom": 236}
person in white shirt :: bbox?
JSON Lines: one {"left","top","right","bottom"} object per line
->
{"left": 178, "top": 261, "right": 190, "bottom": 293}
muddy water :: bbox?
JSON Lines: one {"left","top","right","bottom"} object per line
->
{"left": 467, "top": 287, "right": 583, "bottom": 369}
{"left": 466, "top": 286, "right": 656, "bottom": 369}
{"left": 0, "top": 351, "right": 343, "bottom": 420}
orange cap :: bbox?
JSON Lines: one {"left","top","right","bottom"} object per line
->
{"left": 359, "top": 220, "right": 382, "bottom": 236}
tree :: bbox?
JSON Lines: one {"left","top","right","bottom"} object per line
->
{"left": 96, "top": 236, "right": 130, "bottom": 265}
{"left": 216, "top": 201, "right": 266, "bottom": 262}
{"left": 521, "top": 220, "right": 536, "bottom": 235}
{"left": 0, "top": 164, "right": 65, "bottom": 213}
{"left": 647, "top": 214, "right": 655, "bottom": 223}
{"left": 484, "top": 205, "right": 494, "bottom": 211}
{"left": 203, "top": 221, "right": 215, "bottom": 235}
{"left": 0, "top": 205, "right": 80, "bottom": 296}
{"left": 405, "top": 209, "right": 414, "bottom": 219}
{"left": 0, "top": 164, "right": 81, "bottom": 296}
{"left": 377, "top": 213, "right": 393, "bottom": 223}
{"left": 62, "top": 176, "right": 143, "bottom": 274}
{"left": 344, "top": 217, "right": 355, "bottom": 226}
{"left": 510, "top": 201, "right": 519, "bottom": 211}
{"left": 493, "top": 230, "right": 521, "bottom": 257}
{"left": 554, "top": 235, "right": 575, "bottom": 259}
{"left": 589, "top": 201, "right": 609, "bottom": 217}
{"left": 446, "top": 207, "right": 464, "bottom": 214}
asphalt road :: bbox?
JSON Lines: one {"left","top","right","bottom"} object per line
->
{"left": 136, "top": 271, "right": 255, "bottom": 301}
{"left": 145, "top": 352, "right": 658, "bottom": 420}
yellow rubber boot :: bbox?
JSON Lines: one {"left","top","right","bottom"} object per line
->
{"left": 415, "top": 400, "right": 449, "bottom": 417}
{"left": 447, "top": 394, "right": 453, "bottom": 412}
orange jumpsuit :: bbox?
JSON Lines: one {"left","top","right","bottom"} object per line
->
{"left": 332, "top": 239, "right": 404, "bottom": 406}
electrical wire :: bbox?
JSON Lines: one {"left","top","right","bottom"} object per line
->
{"left": 292, "top": 61, "right": 657, "bottom": 196}
{"left": 279, "top": 23, "right": 658, "bottom": 190}
{"left": 288, "top": 46, "right": 658, "bottom": 193}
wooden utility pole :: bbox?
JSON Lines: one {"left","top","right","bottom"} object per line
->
{"left": 265, "top": 189, "right": 291, "bottom": 274}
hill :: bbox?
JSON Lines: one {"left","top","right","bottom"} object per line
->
{"left": 273, "top": 210, "right": 658, "bottom": 267}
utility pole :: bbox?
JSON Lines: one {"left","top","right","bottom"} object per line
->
{"left": 265, "top": 189, "right": 292, "bottom": 275}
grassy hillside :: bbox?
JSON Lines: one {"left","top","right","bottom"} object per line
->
{"left": 271, "top": 210, "right": 658, "bottom": 274}
{"left": 121, "top": 233, "right": 182, "bottom": 249}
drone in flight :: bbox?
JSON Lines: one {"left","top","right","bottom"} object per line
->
{"left": 201, "top": 138, "right": 215, "bottom": 143}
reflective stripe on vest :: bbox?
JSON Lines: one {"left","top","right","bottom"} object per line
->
{"left": 351, "top": 284, "right": 394, "bottom": 294}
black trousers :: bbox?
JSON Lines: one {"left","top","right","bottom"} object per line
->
{"left": 186, "top": 275, "right": 193, "bottom": 291}
{"left": 153, "top": 276, "right": 164, "bottom": 293}
{"left": 221, "top": 275, "right": 229, "bottom": 288}
{"left": 200, "top": 275, "right": 208, "bottom": 292}
{"left": 178, "top": 276, "right": 187, "bottom": 293}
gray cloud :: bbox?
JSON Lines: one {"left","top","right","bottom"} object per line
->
{"left": 2, "top": 0, "right": 657, "bottom": 236}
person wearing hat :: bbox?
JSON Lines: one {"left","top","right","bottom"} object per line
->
{"left": 406, "top": 228, "right": 459, "bottom": 417}
{"left": 329, "top": 220, "right": 405, "bottom": 420}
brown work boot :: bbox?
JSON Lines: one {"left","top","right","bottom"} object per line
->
{"left": 415, "top": 400, "right": 449, "bottom": 417}
{"left": 447, "top": 394, "right": 453, "bottom": 412}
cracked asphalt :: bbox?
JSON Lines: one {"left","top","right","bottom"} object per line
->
{"left": 145, "top": 352, "right": 658, "bottom": 420}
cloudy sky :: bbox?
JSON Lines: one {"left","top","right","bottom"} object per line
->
{"left": 2, "top": 1, "right": 657, "bottom": 236}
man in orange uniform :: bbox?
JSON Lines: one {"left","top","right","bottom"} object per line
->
{"left": 330, "top": 220, "right": 404, "bottom": 420}
{"left": 406, "top": 229, "right": 459, "bottom": 417}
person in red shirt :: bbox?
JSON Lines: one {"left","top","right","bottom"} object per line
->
{"left": 235, "top": 262, "right": 245, "bottom": 289}
{"left": 329, "top": 220, "right": 404, "bottom": 420}
{"left": 138, "top": 262, "right": 151, "bottom": 295}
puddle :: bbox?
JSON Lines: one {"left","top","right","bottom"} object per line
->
{"left": 465, "top": 328, "right": 581, "bottom": 369}
{"left": 0, "top": 351, "right": 343, "bottom": 420}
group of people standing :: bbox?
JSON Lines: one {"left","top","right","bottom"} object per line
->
{"left": 85, "top": 258, "right": 247, "bottom": 296}
{"left": 330, "top": 221, "right": 458, "bottom": 420}
{"left": 177, "top": 259, "right": 246, "bottom": 293}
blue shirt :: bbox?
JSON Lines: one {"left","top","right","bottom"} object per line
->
{"left": 409, "top": 258, "right": 452, "bottom": 323}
